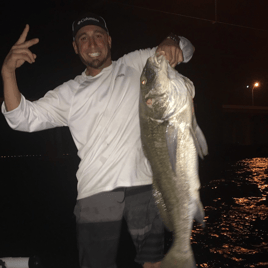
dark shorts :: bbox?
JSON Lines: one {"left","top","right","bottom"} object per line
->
{"left": 74, "top": 185, "right": 164, "bottom": 268}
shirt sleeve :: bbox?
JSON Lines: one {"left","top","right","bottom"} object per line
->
{"left": 1, "top": 80, "right": 76, "bottom": 132}
{"left": 179, "top": 36, "right": 195, "bottom": 63}
{"left": 116, "top": 36, "right": 194, "bottom": 73}
{"left": 116, "top": 47, "right": 157, "bottom": 74}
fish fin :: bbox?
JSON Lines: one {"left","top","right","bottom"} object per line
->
{"left": 190, "top": 113, "right": 208, "bottom": 159}
{"left": 190, "top": 126, "right": 205, "bottom": 160}
{"left": 194, "top": 199, "right": 205, "bottom": 228}
{"left": 195, "top": 124, "right": 208, "bottom": 157}
{"left": 165, "top": 124, "right": 177, "bottom": 174}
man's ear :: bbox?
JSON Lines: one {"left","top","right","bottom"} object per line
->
{"left": 73, "top": 41, "right": 78, "bottom": 54}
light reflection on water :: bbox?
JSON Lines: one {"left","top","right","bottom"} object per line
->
{"left": 191, "top": 157, "right": 268, "bottom": 267}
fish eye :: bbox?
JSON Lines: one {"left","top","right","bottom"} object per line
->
{"left": 142, "top": 80, "right": 146, "bottom": 85}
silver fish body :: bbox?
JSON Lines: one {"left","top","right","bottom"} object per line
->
{"left": 139, "top": 55, "right": 208, "bottom": 268}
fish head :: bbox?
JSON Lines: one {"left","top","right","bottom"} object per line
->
{"left": 140, "top": 54, "right": 171, "bottom": 120}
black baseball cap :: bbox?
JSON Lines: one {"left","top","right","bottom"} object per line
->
{"left": 72, "top": 13, "right": 109, "bottom": 39}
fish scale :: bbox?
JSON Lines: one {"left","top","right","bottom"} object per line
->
{"left": 145, "top": 118, "right": 195, "bottom": 268}
{"left": 139, "top": 54, "right": 207, "bottom": 268}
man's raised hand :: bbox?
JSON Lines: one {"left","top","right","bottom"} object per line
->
{"left": 2, "top": 24, "right": 39, "bottom": 75}
{"left": 156, "top": 38, "right": 183, "bottom": 68}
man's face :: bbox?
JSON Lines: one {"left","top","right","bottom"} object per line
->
{"left": 73, "top": 25, "right": 112, "bottom": 74}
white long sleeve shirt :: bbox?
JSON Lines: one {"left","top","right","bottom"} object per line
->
{"left": 2, "top": 38, "right": 194, "bottom": 199}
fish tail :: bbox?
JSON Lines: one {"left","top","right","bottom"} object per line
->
{"left": 160, "top": 245, "right": 196, "bottom": 268}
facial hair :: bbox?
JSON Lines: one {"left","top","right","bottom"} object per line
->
{"left": 79, "top": 47, "right": 111, "bottom": 70}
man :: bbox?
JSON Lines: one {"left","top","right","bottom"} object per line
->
{"left": 1, "top": 13, "right": 195, "bottom": 268}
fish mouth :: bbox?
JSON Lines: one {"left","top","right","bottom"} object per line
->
{"left": 154, "top": 54, "right": 166, "bottom": 65}
{"left": 88, "top": 52, "right": 100, "bottom": 57}
{"left": 150, "top": 55, "right": 161, "bottom": 68}
{"left": 145, "top": 97, "right": 154, "bottom": 107}
{"left": 145, "top": 91, "right": 166, "bottom": 100}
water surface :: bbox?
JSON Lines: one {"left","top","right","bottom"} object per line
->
{"left": 190, "top": 157, "right": 268, "bottom": 267}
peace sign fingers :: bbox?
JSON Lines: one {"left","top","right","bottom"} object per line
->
{"left": 2, "top": 24, "right": 39, "bottom": 74}
{"left": 13, "top": 24, "right": 39, "bottom": 50}
{"left": 15, "top": 24, "right": 30, "bottom": 45}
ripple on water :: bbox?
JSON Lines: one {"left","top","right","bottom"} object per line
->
{"left": 190, "top": 157, "right": 268, "bottom": 268}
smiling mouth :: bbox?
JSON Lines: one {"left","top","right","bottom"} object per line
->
{"left": 88, "top": 52, "right": 100, "bottom": 57}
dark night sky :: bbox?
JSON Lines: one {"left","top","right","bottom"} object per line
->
{"left": 0, "top": 0, "right": 268, "bottom": 263}
{"left": 0, "top": 0, "right": 268, "bottom": 153}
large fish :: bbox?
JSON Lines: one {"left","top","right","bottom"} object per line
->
{"left": 139, "top": 54, "right": 208, "bottom": 268}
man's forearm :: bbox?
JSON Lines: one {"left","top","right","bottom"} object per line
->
{"left": 2, "top": 71, "right": 21, "bottom": 112}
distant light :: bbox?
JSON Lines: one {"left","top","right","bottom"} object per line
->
{"left": 254, "top": 82, "right": 259, "bottom": 87}
{"left": 247, "top": 85, "right": 249, "bottom": 88}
